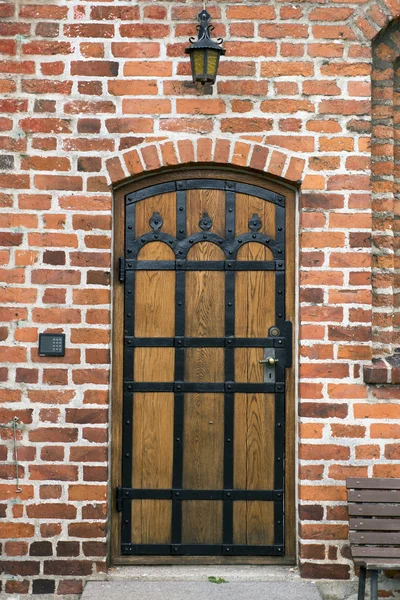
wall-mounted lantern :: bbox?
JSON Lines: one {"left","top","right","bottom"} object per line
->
{"left": 185, "top": 9, "right": 226, "bottom": 86}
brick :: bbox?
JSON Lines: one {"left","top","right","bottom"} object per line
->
{"left": 0, "top": 523, "right": 34, "bottom": 538}
{"left": 27, "top": 504, "right": 76, "bottom": 519}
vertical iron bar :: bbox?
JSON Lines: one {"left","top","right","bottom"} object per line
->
{"left": 274, "top": 392, "right": 285, "bottom": 548}
{"left": 121, "top": 198, "right": 136, "bottom": 549}
{"left": 172, "top": 185, "right": 187, "bottom": 546}
{"left": 224, "top": 183, "right": 236, "bottom": 547}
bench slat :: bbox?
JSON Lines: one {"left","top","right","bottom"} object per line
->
{"left": 355, "top": 559, "right": 400, "bottom": 569}
{"left": 352, "top": 547, "right": 400, "bottom": 558}
{"left": 350, "top": 518, "right": 400, "bottom": 531}
{"left": 349, "top": 504, "right": 400, "bottom": 517}
{"left": 348, "top": 490, "right": 400, "bottom": 503}
{"left": 347, "top": 478, "right": 400, "bottom": 490}
{"left": 350, "top": 532, "right": 400, "bottom": 544}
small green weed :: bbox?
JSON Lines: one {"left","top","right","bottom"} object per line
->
{"left": 208, "top": 576, "right": 228, "bottom": 584}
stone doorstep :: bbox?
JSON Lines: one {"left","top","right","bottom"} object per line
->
{"left": 78, "top": 566, "right": 361, "bottom": 600}
{"left": 81, "top": 580, "right": 324, "bottom": 600}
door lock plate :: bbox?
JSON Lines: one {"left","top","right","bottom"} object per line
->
{"left": 261, "top": 349, "right": 276, "bottom": 383}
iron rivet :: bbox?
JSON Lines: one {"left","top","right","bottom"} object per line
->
{"left": 127, "top": 313, "right": 131, "bottom": 317}
{"left": 203, "top": 235, "right": 207, "bottom": 239}
{"left": 178, "top": 250, "right": 183, "bottom": 255}
{"left": 189, "top": 239, "right": 193, "bottom": 243}
{"left": 227, "top": 438, "right": 231, "bottom": 443}
{"left": 227, "top": 492, "right": 231, "bottom": 497}
{"left": 176, "top": 438, "right": 180, "bottom": 442}
{"left": 154, "top": 234, "right": 158, "bottom": 239}
{"left": 278, "top": 291, "right": 282, "bottom": 295}
{"left": 278, "top": 521, "right": 281, "bottom": 525}
{"left": 277, "top": 457, "right": 281, "bottom": 461}
{"left": 127, "top": 249, "right": 132, "bottom": 253}
{"left": 229, "top": 251, "right": 233, "bottom": 255}
{"left": 126, "top": 420, "right": 131, "bottom": 425}
{"left": 229, "top": 208, "right": 233, "bottom": 212}
{"left": 141, "top": 238, "right": 145, "bottom": 243}
{"left": 238, "top": 239, "right": 242, "bottom": 243}
{"left": 252, "top": 234, "right": 256, "bottom": 239}
{"left": 278, "top": 250, "right": 282, "bottom": 254}
{"left": 128, "top": 290, "right": 132, "bottom": 295}
{"left": 179, "top": 207, "right": 183, "bottom": 211}
{"left": 178, "top": 301, "right": 182, "bottom": 306}
{"left": 278, "top": 493, "right": 281, "bottom": 498}
{"left": 226, "top": 548, "right": 230, "bottom": 552}
{"left": 128, "top": 225, "right": 132, "bottom": 230}
{"left": 174, "top": 547, "right": 178, "bottom": 551}
{"left": 125, "top": 520, "right": 129, "bottom": 524}
{"left": 125, "top": 491, "right": 129, "bottom": 495}
{"left": 278, "top": 263, "right": 283, "bottom": 267}
{"left": 227, "top": 385, "right": 232, "bottom": 390}
{"left": 228, "top": 302, "right": 232, "bottom": 306}
{"left": 227, "top": 340, "right": 232, "bottom": 344}
{"left": 278, "top": 548, "right": 282, "bottom": 552}
{"left": 278, "top": 313, "right": 283, "bottom": 318}
{"left": 179, "top": 229, "right": 184, "bottom": 234}
{"left": 277, "top": 423, "right": 281, "bottom": 427}
{"left": 228, "top": 228, "right": 233, "bottom": 232}
{"left": 125, "top": 453, "right": 130, "bottom": 458}
{"left": 128, "top": 385, "right": 132, "bottom": 390}
{"left": 278, "top": 227, "right": 282, "bottom": 231}
{"left": 175, "top": 492, "right": 180, "bottom": 497}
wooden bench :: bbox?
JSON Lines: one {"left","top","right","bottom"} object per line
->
{"left": 347, "top": 477, "right": 400, "bottom": 600}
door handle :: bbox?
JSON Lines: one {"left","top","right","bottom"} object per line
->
{"left": 259, "top": 357, "right": 279, "bottom": 365}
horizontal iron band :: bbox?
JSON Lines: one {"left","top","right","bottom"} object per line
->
{"left": 123, "top": 260, "right": 280, "bottom": 271}
{"left": 121, "top": 543, "right": 284, "bottom": 556}
{"left": 125, "top": 337, "right": 287, "bottom": 348}
{"left": 124, "top": 382, "right": 284, "bottom": 393}
{"left": 119, "top": 488, "right": 283, "bottom": 501}
{"left": 126, "top": 180, "right": 284, "bottom": 206}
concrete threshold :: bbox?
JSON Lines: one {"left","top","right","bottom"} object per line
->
{"left": 81, "top": 566, "right": 326, "bottom": 600}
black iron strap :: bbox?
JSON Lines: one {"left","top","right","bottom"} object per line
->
{"left": 121, "top": 543, "right": 284, "bottom": 556}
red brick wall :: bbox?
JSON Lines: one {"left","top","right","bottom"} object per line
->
{"left": 1, "top": 0, "right": 400, "bottom": 594}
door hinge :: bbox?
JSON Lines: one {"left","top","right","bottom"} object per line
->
{"left": 119, "top": 258, "right": 125, "bottom": 283}
{"left": 116, "top": 486, "right": 123, "bottom": 512}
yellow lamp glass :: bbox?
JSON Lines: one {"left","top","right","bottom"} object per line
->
{"left": 206, "top": 50, "right": 219, "bottom": 79}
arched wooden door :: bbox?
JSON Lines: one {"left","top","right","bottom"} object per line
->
{"left": 112, "top": 168, "right": 295, "bottom": 564}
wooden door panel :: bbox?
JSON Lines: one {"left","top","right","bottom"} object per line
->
{"left": 135, "top": 192, "right": 176, "bottom": 237}
{"left": 185, "top": 270, "right": 225, "bottom": 338}
{"left": 131, "top": 500, "right": 172, "bottom": 544}
{"left": 132, "top": 392, "right": 174, "bottom": 489}
{"left": 233, "top": 501, "right": 275, "bottom": 546}
{"left": 182, "top": 501, "right": 223, "bottom": 544}
{"left": 187, "top": 189, "right": 225, "bottom": 237}
{"left": 235, "top": 193, "right": 275, "bottom": 239}
{"left": 114, "top": 175, "right": 294, "bottom": 562}
{"left": 134, "top": 347, "right": 175, "bottom": 382}
{"left": 185, "top": 348, "right": 225, "bottom": 382}
{"left": 233, "top": 393, "right": 275, "bottom": 490}
{"left": 235, "top": 270, "right": 276, "bottom": 338}
{"left": 183, "top": 393, "right": 224, "bottom": 490}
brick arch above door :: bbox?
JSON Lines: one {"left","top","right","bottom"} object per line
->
{"left": 104, "top": 138, "right": 306, "bottom": 188}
